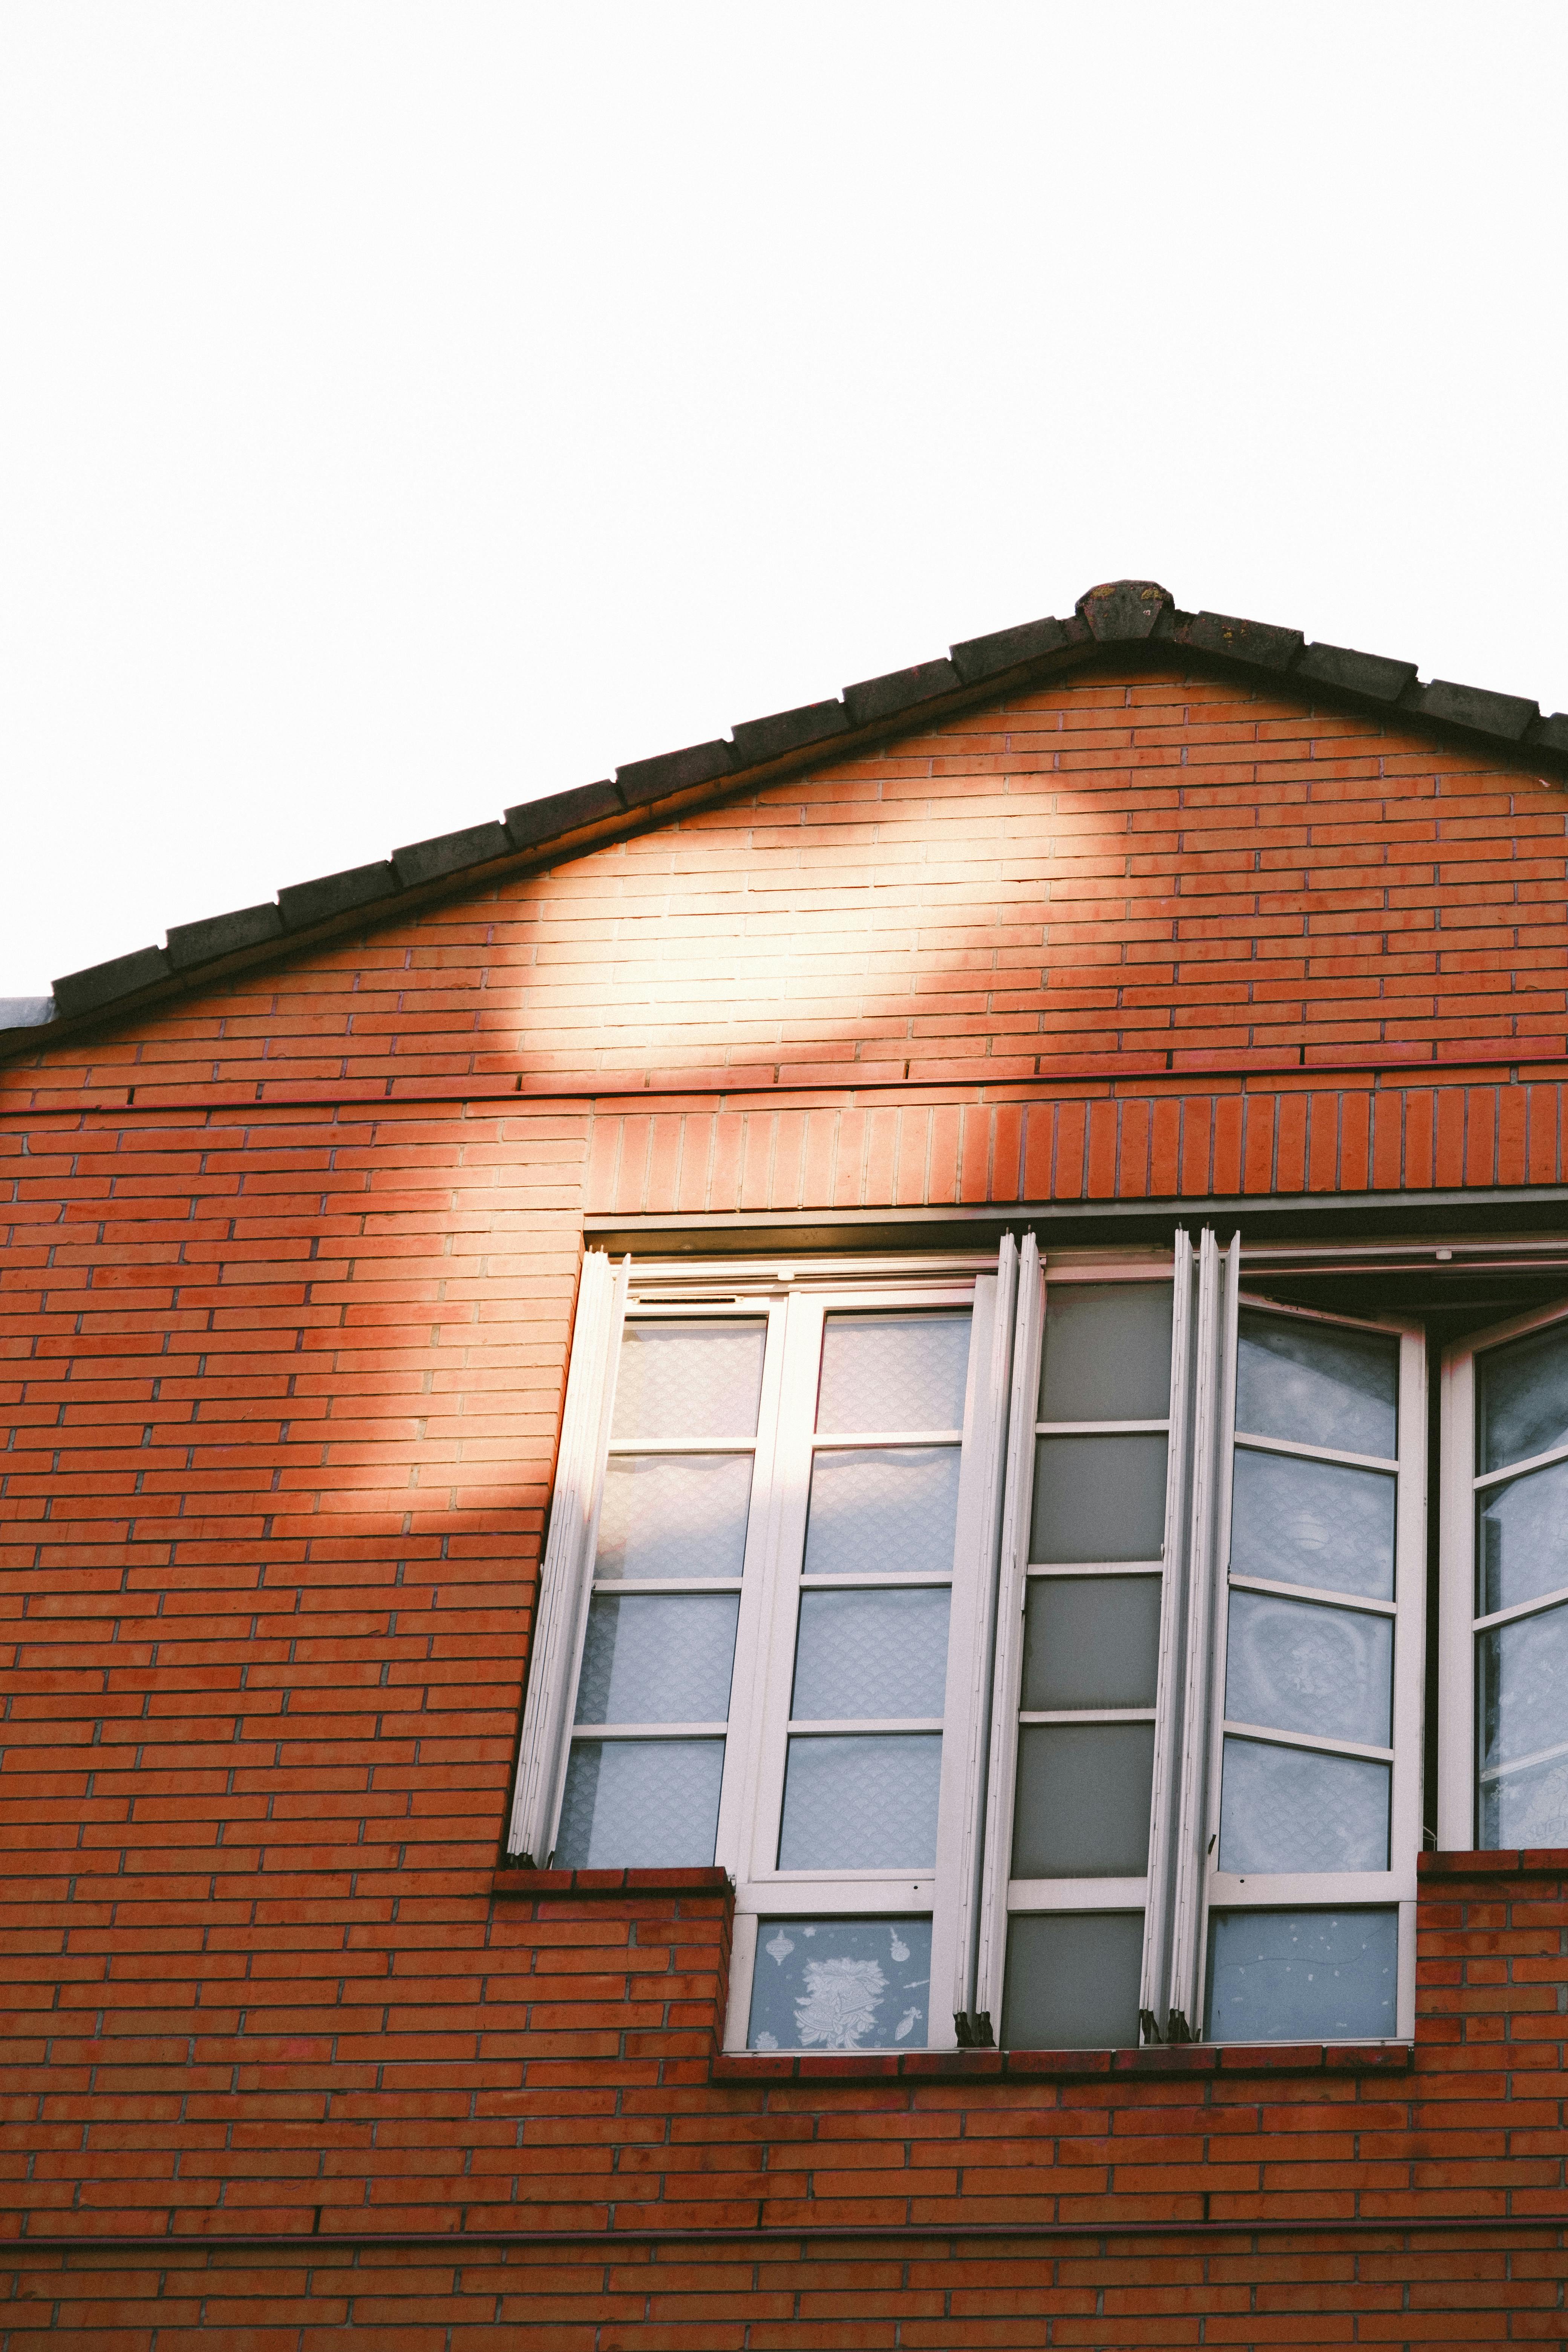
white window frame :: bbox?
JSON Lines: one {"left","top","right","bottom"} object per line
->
{"left": 1194, "top": 1291, "right": 1427, "bottom": 2044}
{"left": 514, "top": 1236, "right": 1430, "bottom": 2051}
{"left": 1439, "top": 1294, "right": 1568, "bottom": 1854}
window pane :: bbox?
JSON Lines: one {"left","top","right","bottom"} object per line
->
{"left": 611, "top": 1320, "right": 766, "bottom": 1441}
{"left": 1478, "top": 1455, "right": 1568, "bottom": 1616}
{"left": 1230, "top": 1447, "right": 1395, "bottom": 1602}
{"left": 1480, "top": 1750, "right": 1568, "bottom": 1847}
{"left": 804, "top": 1446, "right": 960, "bottom": 1577}
{"left": 1001, "top": 1912, "right": 1144, "bottom": 2050}
{"left": 574, "top": 1593, "right": 739, "bottom": 1724}
{"left": 1218, "top": 1737, "right": 1389, "bottom": 1873}
{"left": 778, "top": 1733, "right": 942, "bottom": 1870}
{"left": 747, "top": 1917, "right": 933, "bottom": 2051}
{"left": 1038, "top": 1283, "right": 1173, "bottom": 1423}
{"left": 1031, "top": 1433, "right": 1168, "bottom": 1563}
{"left": 1022, "top": 1576, "right": 1162, "bottom": 1710}
{"left": 1478, "top": 1600, "right": 1568, "bottom": 1795}
{"left": 1205, "top": 1908, "right": 1397, "bottom": 2043}
{"left": 1235, "top": 1311, "right": 1397, "bottom": 1459}
{"left": 1011, "top": 1723, "right": 1155, "bottom": 1878}
{"left": 792, "top": 1588, "right": 951, "bottom": 1721}
{"left": 816, "top": 1311, "right": 971, "bottom": 1433}
{"left": 1479, "top": 1318, "right": 1568, "bottom": 1474}
{"left": 1224, "top": 1589, "right": 1392, "bottom": 1749}
{"left": 555, "top": 1737, "right": 724, "bottom": 1868}
{"left": 595, "top": 1452, "right": 753, "bottom": 1581}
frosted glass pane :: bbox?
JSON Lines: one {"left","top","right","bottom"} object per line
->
{"left": 596, "top": 1452, "right": 753, "bottom": 1581}
{"left": 804, "top": 1446, "right": 960, "bottom": 1577}
{"left": 1218, "top": 1737, "right": 1389, "bottom": 1873}
{"left": 748, "top": 1916, "right": 933, "bottom": 2051}
{"left": 611, "top": 1319, "right": 766, "bottom": 1441}
{"left": 1031, "top": 1433, "right": 1168, "bottom": 1562}
{"left": 1481, "top": 1749, "right": 1568, "bottom": 1847}
{"left": 1478, "top": 1600, "right": 1568, "bottom": 1781}
{"left": 817, "top": 1311, "right": 971, "bottom": 1433}
{"left": 1230, "top": 1447, "right": 1395, "bottom": 1602}
{"left": 1002, "top": 1912, "right": 1145, "bottom": 2050}
{"left": 574, "top": 1593, "right": 738, "bottom": 1724}
{"left": 1012, "top": 1724, "right": 1155, "bottom": 1878}
{"left": 555, "top": 1737, "right": 723, "bottom": 1867}
{"left": 1038, "top": 1283, "right": 1173, "bottom": 1423}
{"left": 1235, "top": 1310, "right": 1397, "bottom": 1458}
{"left": 1479, "top": 1319, "right": 1568, "bottom": 1473}
{"left": 778, "top": 1734, "right": 942, "bottom": 1870}
{"left": 1478, "top": 1456, "right": 1568, "bottom": 1616}
{"left": 1224, "top": 1589, "right": 1392, "bottom": 1749}
{"left": 792, "top": 1589, "right": 951, "bottom": 1721}
{"left": 1205, "top": 1909, "right": 1398, "bottom": 2043}
{"left": 1022, "top": 1576, "right": 1162, "bottom": 1710}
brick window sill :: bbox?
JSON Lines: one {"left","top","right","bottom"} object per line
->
{"left": 490, "top": 1864, "right": 732, "bottom": 1900}
{"left": 1419, "top": 1848, "right": 1568, "bottom": 1877}
{"left": 710, "top": 2042, "right": 1413, "bottom": 2085}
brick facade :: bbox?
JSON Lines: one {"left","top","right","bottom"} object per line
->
{"left": 4, "top": 660, "right": 1568, "bottom": 2343}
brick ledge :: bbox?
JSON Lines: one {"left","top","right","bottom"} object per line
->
{"left": 712, "top": 2043, "right": 1413, "bottom": 2085}
{"left": 490, "top": 1864, "right": 731, "bottom": 1900}
{"left": 1419, "top": 1848, "right": 1568, "bottom": 1877}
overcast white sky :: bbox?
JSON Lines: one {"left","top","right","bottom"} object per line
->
{"left": 2, "top": 3, "right": 1566, "bottom": 997}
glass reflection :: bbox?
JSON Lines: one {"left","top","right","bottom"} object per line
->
{"left": 747, "top": 1917, "right": 933, "bottom": 2051}
{"left": 1479, "top": 1319, "right": 1568, "bottom": 1474}
{"left": 1478, "top": 1455, "right": 1568, "bottom": 1616}
{"left": 1205, "top": 1908, "right": 1397, "bottom": 2042}
{"left": 611, "top": 1320, "right": 766, "bottom": 1442}
{"left": 1224, "top": 1589, "right": 1392, "bottom": 1749}
{"left": 778, "top": 1734, "right": 942, "bottom": 1870}
{"left": 555, "top": 1738, "right": 724, "bottom": 1868}
{"left": 595, "top": 1452, "right": 753, "bottom": 1580}
{"left": 1038, "top": 1284, "right": 1173, "bottom": 1423}
{"left": 1235, "top": 1311, "right": 1397, "bottom": 1459}
{"left": 804, "top": 1447, "right": 960, "bottom": 1577}
{"left": 816, "top": 1311, "right": 971, "bottom": 1434}
{"left": 1031, "top": 1433, "right": 1168, "bottom": 1563}
{"left": 1229, "top": 1447, "right": 1395, "bottom": 1601}
{"left": 792, "top": 1588, "right": 951, "bottom": 1721}
{"left": 1218, "top": 1737, "right": 1389, "bottom": 1873}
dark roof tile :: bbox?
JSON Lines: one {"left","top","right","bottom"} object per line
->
{"left": 615, "top": 739, "right": 733, "bottom": 809}
{"left": 950, "top": 615, "right": 1075, "bottom": 684}
{"left": 165, "top": 902, "right": 284, "bottom": 971}
{"left": 842, "top": 658, "right": 962, "bottom": 730}
{"left": 1406, "top": 678, "right": 1539, "bottom": 741}
{"left": 1294, "top": 642, "right": 1419, "bottom": 703}
{"left": 52, "top": 945, "right": 170, "bottom": 1019}
{"left": 729, "top": 699, "right": 849, "bottom": 767}
{"left": 504, "top": 781, "right": 623, "bottom": 850}
{"left": 392, "top": 821, "right": 513, "bottom": 889}
{"left": 277, "top": 861, "right": 400, "bottom": 933}
{"left": 1529, "top": 713, "right": 1568, "bottom": 756}
{"left": 1176, "top": 610, "right": 1305, "bottom": 671}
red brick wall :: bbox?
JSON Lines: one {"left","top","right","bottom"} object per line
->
{"left": 4, "top": 665, "right": 1568, "bottom": 2338}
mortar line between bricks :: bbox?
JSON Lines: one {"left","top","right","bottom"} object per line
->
{"left": 7, "top": 2218, "right": 1568, "bottom": 2252}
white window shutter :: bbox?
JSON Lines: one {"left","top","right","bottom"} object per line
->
{"left": 507, "top": 1250, "right": 629, "bottom": 1862}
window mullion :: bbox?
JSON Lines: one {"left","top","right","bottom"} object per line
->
{"left": 1165, "top": 1228, "right": 1239, "bottom": 2038}
{"left": 939, "top": 1236, "right": 1019, "bottom": 2038}
{"left": 972, "top": 1233, "right": 1043, "bottom": 2028}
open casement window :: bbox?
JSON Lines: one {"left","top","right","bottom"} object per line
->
{"left": 514, "top": 1236, "right": 1427, "bottom": 2053}
{"left": 1441, "top": 1299, "right": 1568, "bottom": 1854}
{"left": 512, "top": 1247, "right": 1018, "bottom": 2057}
{"left": 974, "top": 1235, "right": 1426, "bottom": 2050}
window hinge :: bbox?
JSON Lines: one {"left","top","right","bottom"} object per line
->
{"left": 1140, "top": 2007, "right": 1198, "bottom": 2046}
